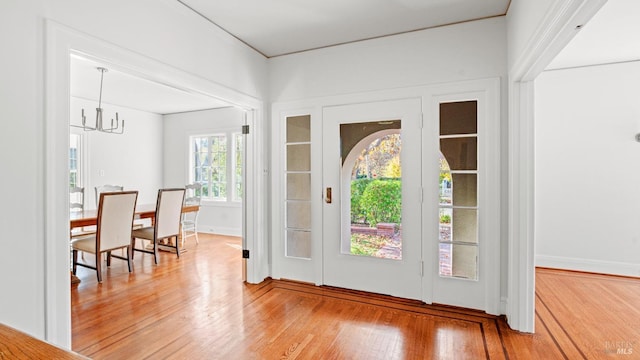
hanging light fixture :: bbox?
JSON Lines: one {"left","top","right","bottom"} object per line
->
{"left": 71, "top": 67, "right": 124, "bottom": 134}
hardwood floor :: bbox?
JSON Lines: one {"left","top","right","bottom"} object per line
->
{"left": 533, "top": 268, "right": 640, "bottom": 358}
{"left": 71, "top": 234, "right": 640, "bottom": 359}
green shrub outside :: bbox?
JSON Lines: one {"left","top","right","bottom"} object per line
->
{"left": 351, "top": 178, "right": 372, "bottom": 223}
{"left": 440, "top": 213, "right": 451, "bottom": 224}
{"left": 358, "top": 179, "right": 401, "bottom": 227}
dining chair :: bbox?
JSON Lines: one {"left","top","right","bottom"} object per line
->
{"left": 131, "top": 188, "right": 186, "bottom": 264}
{"left": 69, "top": 186, "right": 85, "bottom": 212}
{"left": 94, "top": 184, "right": 147, "bottom": 230}
{"left": 94, "top": 184, "right": 124, "bottom": 208}
{"left": 69, "top": 186, "right": 89, "bottom": 282}
{"left": 181, "top": 183, "right": 202, "bottom": 246}
{"left": 70, "top": 186, "right": 96, "bottom": 237}
{"left": 71, "top": 191, "right": 138, "bottom": 283}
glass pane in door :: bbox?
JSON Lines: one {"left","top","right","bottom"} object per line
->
{"left": 285, "top": 115, "right": 312, "bottom": 259}
{"left": 286, "top": 230, "right": 311, "bottom": 259}
{"left": 286, "top": 173, "right": 311, "bottom": 200}
{"left": 341, "top": 121, "right": 402, "bottom": 260}
{"left": 438, "top": 101, "right": 479, "bottom": 280}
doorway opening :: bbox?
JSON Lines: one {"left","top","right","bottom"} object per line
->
{"left": 45, "top": 22, "right": 263, "bottom": 347}
{"left": 67, "top": 50, "right": 252, "bottom": 336}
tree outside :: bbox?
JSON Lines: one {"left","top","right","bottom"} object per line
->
{"left": 352, "top": 134, "right": 401, "bottom": 179}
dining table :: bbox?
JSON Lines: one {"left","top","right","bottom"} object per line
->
{"left": 70, "top": 203, "right": 200, "bottom": 230}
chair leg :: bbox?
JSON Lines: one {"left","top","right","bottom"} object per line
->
{"left": 194, "top": 215, "right": 199, "bottom": 244}
{"left": 175, "top": 236, "right": 180, "bottom": 259}
{"left": 96, "top": 252, "right": 103, "bottom": 283}
{"left": 106, "top": 251, "right": 112, "bottom": 267}
{"left": 126, "top": 246, "right": 132, "bottom": 273}
{"left": 153, "top": 239, "right": 158, "bottom": 265}
{"left": 131, "top": 237, "right": 136, "bottom": 259}
{"left": 72, "top": 249, "right": 78, "bottom": 275}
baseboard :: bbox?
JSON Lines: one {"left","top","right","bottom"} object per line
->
{"left": 198, "top": 226, "right": 242, "bottom": 237}
{"left": 500, "top": 296, "right": 508, "bottom": 316}
{"left": 536, "top": 255, "right": 640, "bottom": 278}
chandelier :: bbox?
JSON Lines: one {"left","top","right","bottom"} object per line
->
{"left": 72, "top": 67, "right": 124, "bottom": 134}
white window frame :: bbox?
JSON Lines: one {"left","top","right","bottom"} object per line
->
{"left": 189, "top": 131, "right": 243, "bottom": 203}
{"left": 69, "top": 130, "right": 87, "bottom": 189}
{"left": 232, "top": 132, "right": 243, "bottom": 202}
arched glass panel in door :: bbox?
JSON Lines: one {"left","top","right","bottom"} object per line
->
{"left": 348, "top": 132, "right": 402, "bottom": 260}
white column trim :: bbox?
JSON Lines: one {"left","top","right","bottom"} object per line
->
{"left": 506, "top": 0, "right": 607, "bottom": 332}
{"left": 507, "top": 80, "right": 536, "bottom": 332}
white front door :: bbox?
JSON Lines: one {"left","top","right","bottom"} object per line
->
{"left": 322, "top": 98, "right": 423, "bottom": 300}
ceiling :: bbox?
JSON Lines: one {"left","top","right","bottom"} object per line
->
{"left": 70, "top": 55, "right": 230, "bottom": 115}
{"left": 72, "top": 0, "right": 636, "bottom": 114}
{"left": 178, "top": 0, "right": 511, "bottom": 58}
{"left": 547, "top": 0, "right": 640, "bottom": 70}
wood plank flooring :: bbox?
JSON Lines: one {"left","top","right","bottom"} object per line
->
{"left": 71, "top": 234, "right": 640, "bottom": 359}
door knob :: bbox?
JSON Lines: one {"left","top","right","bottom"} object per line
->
{"left": 325, "top": 187, "right": 332, "bottom": 204}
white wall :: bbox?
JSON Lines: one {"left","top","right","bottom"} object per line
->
{"left": 71, "top": 97, "right": 162, "bottom": 209}
{"left": 0, "top": 0, "right": 266, "bottom": 344}
{"left": 0, "top": 0, "right": 47, "bottom": 340}
{"left": 46, "top": 1, "right": 267, "bottom": 100}
{"left": 163, "top": 107, "right": 244, "bottom": 236}
{"left": 270, "top": 17, "right": 506, "bottom": 101}
{"left": 535, "top": 62, "right": 640, "bottom": 277}
{"left": 506, "top": 0, "right": 555, "bottom": 69}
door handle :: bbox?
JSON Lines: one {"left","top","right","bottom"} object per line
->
{"left": 325, "top": 187, "right": 332, "bottom": 204}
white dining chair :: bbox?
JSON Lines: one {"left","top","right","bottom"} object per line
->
{"left": 69, "top": 186, "right": 85, "bottom": 212}
{"left": 70, "top": 186, "right": 96, "bottom": 238}
{"left": 69, "top": 186, "right": 96, "bottom": 265}
{"left": 71, "top": 191, "right": 138, "bottom": 283}
{"left": 94, "top": 184, "right": 147, "bottom": 229}
{"left": 131, "top": 188, "right": 185, "bottom": 264}
{"left": 181, "top": 183, "right": 202, "bottom": 246}
{"left": 94, "top": 184, "right": 124, "bottom": 208}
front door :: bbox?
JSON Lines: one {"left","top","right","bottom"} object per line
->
{"left": 322, "top": 98, "right": 423, "bottom": 300}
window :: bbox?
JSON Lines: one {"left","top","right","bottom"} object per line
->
{"left": 69, "top": 133, "right": 81, "bottom": 187}
{"left": 190, "top": 132, "right": 243, "bottom": 202}
{"left": 233, "top": 133, "right": 243, "bottom": 202}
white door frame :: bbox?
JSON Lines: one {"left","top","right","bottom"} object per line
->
{"left": 44, "top": 20, "right": 265, "bottom": 348}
